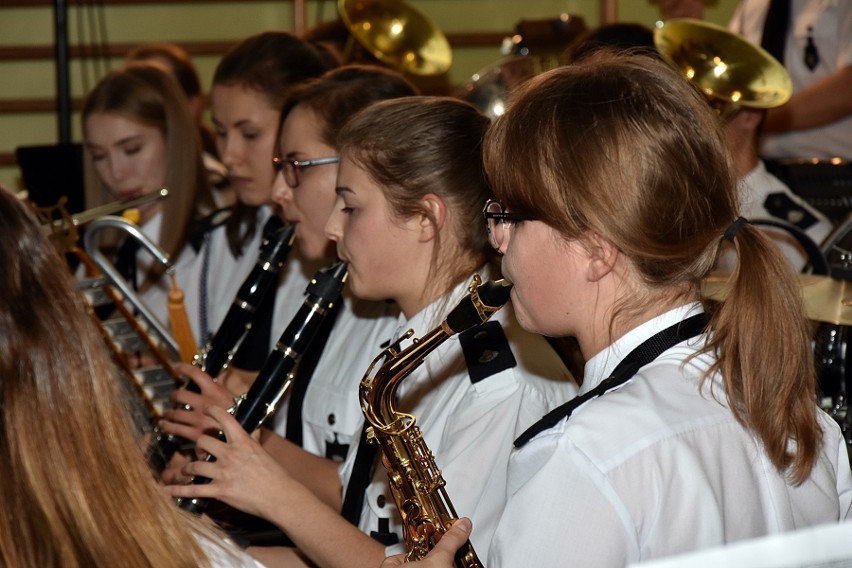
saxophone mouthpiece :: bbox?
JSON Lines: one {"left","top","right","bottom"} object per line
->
{"left": 477, "top": 278, "right": 513, "bottom": 306}
{"left": 445, "top": 276, "right": 513, "bottom": 334}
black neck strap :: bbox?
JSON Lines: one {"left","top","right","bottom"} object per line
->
{"left": 514, "top": 312, "right": 708, "bottom": 448}
{"left": 340, "top": 421, "right": 378, "bottom": 526}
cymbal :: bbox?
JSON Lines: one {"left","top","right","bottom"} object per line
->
{"left": 702, "top": 272, "right": 852, "bottom": 326}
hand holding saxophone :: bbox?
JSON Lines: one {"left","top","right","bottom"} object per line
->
{"left": 362, "top": 275, "right": 510, "bottom": 568}
{"left": 381, "top": 519, "right": 473, "bottom": 568}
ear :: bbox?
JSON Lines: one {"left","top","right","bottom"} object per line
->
{"left": 584, "top": 232, "right": 619, "bottom": 283}
{"left": 726, "top": 106, "right": 764, "bottom": 131}
{"left": 416, "top": 193, "right": 447, "bottom": 243}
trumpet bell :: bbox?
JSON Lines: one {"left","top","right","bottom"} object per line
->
{"left": 338, "top": 0, "right": 452, "bottom": 76}
{"left": 654, "top": 18, "right": 792, "bottom": 111}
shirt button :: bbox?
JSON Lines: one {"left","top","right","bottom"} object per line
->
{"left": 328, "top": 413, "right": 336, "bottom": 425}
{"left": 377, "top": 495, "right": 386, "bottom": 508}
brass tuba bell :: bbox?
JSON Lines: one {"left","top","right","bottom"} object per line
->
{"left": 337, "top": 0, "right": 452, "bottom": 76}
{"left": 654, "top": 18, "right": 792, "bottom": 118}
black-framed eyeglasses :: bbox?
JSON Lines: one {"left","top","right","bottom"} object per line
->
{"left": 482, "top": 199, "right": 532, "bottom": 251}
{"left": 273, "top": 155, "right": 340, "bottom": 188}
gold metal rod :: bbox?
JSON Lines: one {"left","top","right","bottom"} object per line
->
{"left": 49, "top": 187, "right": 169, "bottom": 228}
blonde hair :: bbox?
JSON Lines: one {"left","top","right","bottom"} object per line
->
{"left": 82, "top": 63, "right": 214, "bottom": 281}
{"left": 0, "top": 188, "right": 238, "bottom": 566}
{"left": 484, "top": 53, "right": 820, "bottom": 484}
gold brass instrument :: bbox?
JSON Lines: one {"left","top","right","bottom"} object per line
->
{"left": 654, "top": 18, "right": 792, "bottom": 118}
{"left": 457, "top": 56, "right": 537, "bottom": 120}
{"left": 458, "top": 14, "right": 587, "bottom": 119}
{"left": 338, "top": 0, "right": 451, "bottom": 76}
{"left": 36, "top": 191, "right": 183, "bottom": 434}
{"left": 359, "top": 275, "right": 513, "bottom": 567}
{"left": 42, "top": 187, "right": 169, "bottom": 231}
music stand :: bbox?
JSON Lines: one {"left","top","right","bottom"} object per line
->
{"left": 15, "top": 143, "right": 85, "bottom": 215}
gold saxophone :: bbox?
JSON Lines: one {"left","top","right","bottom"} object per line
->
{"left": 359, "top": 275, "right": 513, "bottom": 567}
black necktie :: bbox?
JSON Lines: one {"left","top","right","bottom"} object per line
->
{"left": 284, "top": 301, "right": 342, "bottom": 446}
{"left": 760, "top": 0, "right": 791, "bottom": 65}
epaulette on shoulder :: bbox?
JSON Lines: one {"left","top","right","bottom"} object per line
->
{"left": 763, "top": 192, "right": 819, "bottom": 231}
{"left": 459, "top": 320, "right": 517, "bottom": 384}
{"left": 189, "top": 206, "right": 232, "bottom": 252}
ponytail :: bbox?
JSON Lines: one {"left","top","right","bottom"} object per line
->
{"left": 703, "top": 223, "right": 821, "bottom": 484}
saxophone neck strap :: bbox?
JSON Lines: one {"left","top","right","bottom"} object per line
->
{"left": 514, "top": 312, "right": 709, "bottom": 448}
{"left": 340, "top": 422, "right": 378, "bottom": 526}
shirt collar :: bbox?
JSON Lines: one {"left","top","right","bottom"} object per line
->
{"left": 580, "top": 301, "right": 705, "bottom": 395}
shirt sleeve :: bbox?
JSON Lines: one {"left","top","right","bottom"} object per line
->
{"left": 837, "top": 0, "right": 852, "bottom": 68}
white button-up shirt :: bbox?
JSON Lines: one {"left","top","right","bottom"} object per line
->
{"left": 338, "top": 274, "right": 578, "bottom": 561}
{"left": 489, "top": 303, "right": 852, "bottom": 567}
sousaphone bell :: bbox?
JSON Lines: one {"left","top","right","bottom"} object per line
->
{"left": 654, "top": 18, "right": 792, "bottom": 118}
{"left": 338, "top": 0, "right": 451, "bottom": 76}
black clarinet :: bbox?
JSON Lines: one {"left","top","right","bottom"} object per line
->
{"left": 177, "top": 261, "right": 348, "bottom": 514}
{"left": 147, "top": 218, "right": 296, "bottom": 473}
{"left": 197, "top": 217, "right": 296, "bottom": 376}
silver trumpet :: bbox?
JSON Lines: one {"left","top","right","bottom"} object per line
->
{"left": 33, "top": 189, "right": 182, "bottom": 433}
{"left": 83, "top": 215, "right": 180, "bottom": 356}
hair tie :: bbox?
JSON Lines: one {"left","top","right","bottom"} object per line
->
{"left": 724, "top": 216, "right": 748, "bottom": 242}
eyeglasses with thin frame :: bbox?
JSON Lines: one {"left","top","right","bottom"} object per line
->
{"left": 482, "top": 199, "right": 532, "bottom": 251}
{"left": 273, "top": 155, "right": 340, "bottom": 188}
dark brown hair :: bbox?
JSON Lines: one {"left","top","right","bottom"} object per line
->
{"left": 280, "top": 64, "right": 418, "bottom": 150}
{"left": 213, "top": 31, "right": 334, "bottom": 255}
{"left": 126, "top": 42, "right": 202, "bottom": 99}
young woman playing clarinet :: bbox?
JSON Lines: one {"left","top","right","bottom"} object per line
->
{"left": 163, "top": 97, "right": 578, "bottom": 567}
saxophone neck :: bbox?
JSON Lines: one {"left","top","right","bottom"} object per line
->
{"left": 361, "top": 325, "right": 451, "bottom": 432}
{"left": 360, "top": 275, "right": 513, "bottom": 434}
